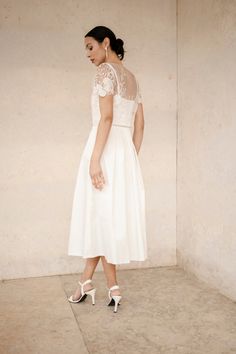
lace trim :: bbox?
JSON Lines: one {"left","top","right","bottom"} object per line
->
{"left": 94, "top": 62, "right": 142, "bottom": 103}
{"left": 94, "top": 63, "right": 117, "bottom": 96}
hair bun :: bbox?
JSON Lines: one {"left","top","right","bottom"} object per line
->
{"left": 115, "top": 38, "right": 124, "bottom": 60}
{"left": 116, "top": 38, "right": 124, "bottom": 47}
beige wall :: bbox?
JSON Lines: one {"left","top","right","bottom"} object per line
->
{"left": 177, "top": 0, "right": 236, "bottom": 300}
{"left": 2, "top": 0, "right": 235, "bottom": 301}
{"left": 0, "top": 1, "right": 177, "bottom": 279}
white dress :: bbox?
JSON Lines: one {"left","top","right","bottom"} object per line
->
{"left": 67, "top": 62, "right": 147, "bottom": 264}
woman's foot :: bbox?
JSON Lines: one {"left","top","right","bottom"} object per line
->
{"left": 71, "top": 280, "right": 94, "bottom": 301}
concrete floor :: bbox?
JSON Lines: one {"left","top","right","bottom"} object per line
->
{"left": 0, "top": 266, "right": 236, "bottom": 354}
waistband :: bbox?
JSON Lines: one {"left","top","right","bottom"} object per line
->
{"left": 112, "top": 124, "right": 131, "bottom": 128}
{"left": 92, "top": 124, "right": 131, "bottom": 128}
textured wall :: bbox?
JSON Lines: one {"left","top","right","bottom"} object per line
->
{"left": 0, "top": 0, "right": 177, "bottom": 279}
{"left": 177, "top": 0, "right": 236, "bottom": 300}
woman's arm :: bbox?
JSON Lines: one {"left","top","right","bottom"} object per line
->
{"left": 89, "top": 94, "right": 113, "bottom": 190}
{"left": 90, "top": 95, "right": 113, "bottom": 160}
{"left": 132, "top": 103, "right": 145, "bottom": 154}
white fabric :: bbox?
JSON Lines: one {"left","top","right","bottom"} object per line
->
{"left": 67, "top": 62, "right": 147, "bottom": 264}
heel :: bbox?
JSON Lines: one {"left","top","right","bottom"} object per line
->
{"left": 113, "top": 295, "right": 122, "bottom": 313}
{"left": 85, "top": 288, "right": 96, "bottom": 305}
{"left": 107, "top": 285, "right": 122, "bottom": 313}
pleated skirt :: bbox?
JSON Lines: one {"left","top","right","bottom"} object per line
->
{"left": 67, "top": 124, "right": 147, "bottom": 264}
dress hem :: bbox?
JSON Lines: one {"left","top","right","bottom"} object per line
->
{"left": 67, "top": 253, "right": 147, "bottom": 265}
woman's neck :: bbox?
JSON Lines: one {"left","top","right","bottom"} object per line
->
{"left": 104, "top": 52, "right": 123, "bottom": 65}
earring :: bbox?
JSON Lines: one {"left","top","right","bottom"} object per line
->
{"left": 105, "top": 47, "right": 108, "bottom": 59}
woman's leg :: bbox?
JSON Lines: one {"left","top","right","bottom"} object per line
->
{"left": 101, "top": 256, "right": 121, "bottom": 296}
{"left": 72, "top": 256, "right": 100, "bottom": 300}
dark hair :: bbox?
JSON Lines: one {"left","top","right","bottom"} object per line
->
{"left": 85, "top": 26, "right": 125, "bottom": 60}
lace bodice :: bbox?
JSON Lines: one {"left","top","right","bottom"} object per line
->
{"left": 91, "top": 62, "right": 142, "bottom": 127}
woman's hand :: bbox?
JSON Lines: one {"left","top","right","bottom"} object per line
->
{"left": 89, "top": 158, "right": 105, "bottom": 190}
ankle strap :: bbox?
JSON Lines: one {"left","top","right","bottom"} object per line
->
{"left": 78, "top": 279, "right": 92, "bottom": 286}
{"left": 108, "top": 285, "right": 119, "bottom": 291}
{"left": 78, "top": 279, "right": 92, "bottom": 296}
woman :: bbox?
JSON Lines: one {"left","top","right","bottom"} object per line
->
{"left": 67, "top": 26, "right": 147, "bottom": 313}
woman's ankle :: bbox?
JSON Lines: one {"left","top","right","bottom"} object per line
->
{"left": 79, "top": 278, "right": 93, "bottom": 289}
{"left": 107, "top": 283, "right": 121, "bottom": 295}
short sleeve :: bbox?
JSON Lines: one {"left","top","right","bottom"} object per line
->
{"left": 94, "top": 63, "right": 117, "bottom": 97}
{"left": 136, "top": 80, "right": 142, "bottom": 103}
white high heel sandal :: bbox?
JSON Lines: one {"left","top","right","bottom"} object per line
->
{"left": 68, "top": 279, "right": 96, "bottom": 305}
{"left": 107, "top": 285, "right": 122, "bottom": 313}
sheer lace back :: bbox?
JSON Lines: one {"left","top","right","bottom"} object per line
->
{"left": 94, "top": 62, "right": 142, "bottom": 103}
{"left": 92, "top": 62, "right": 142, "bottom": 127}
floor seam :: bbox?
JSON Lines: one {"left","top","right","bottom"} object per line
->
{"left": 59, "top": 274, "right": 91, "bottom": 354}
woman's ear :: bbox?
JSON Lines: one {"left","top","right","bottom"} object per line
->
{"left": 103, "top": 37, "right": 110, "bottom": 49}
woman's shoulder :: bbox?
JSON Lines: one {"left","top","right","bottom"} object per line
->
{"left": 94, "top": 62, "right": 116, "bottom": 83}
{"left": 96, "top": 62, "right": 135, "bottom": 77}
{"left": 97, "top": 62, "right": 110, "bottom": 68}
{"left": 93, "top": 63, "right": 118, "bottom": 96}
{"left": 96, "top": 62, "right": 115, "bottom": 74}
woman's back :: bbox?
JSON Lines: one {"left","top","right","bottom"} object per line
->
{"left": 91, "top": 62, "right": 142, "bottom": 127}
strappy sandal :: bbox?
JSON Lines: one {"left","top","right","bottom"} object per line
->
{"left": 107, "top": 284, "right": 122, "bottom": 313}
{"left": 68, "top": 279, "right": 96, "bottom": 305}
